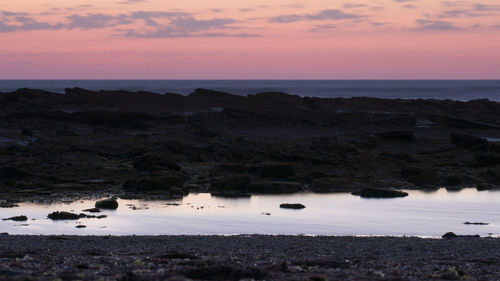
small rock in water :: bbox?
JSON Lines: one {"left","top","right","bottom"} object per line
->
{"left": 47, "top": 211, "right": 80, "bottom": 220}
{"left": 464, "top": 222, "right": 489, "bottom": 225}
{"left": 2, "top": 215, "right": 28, "bottom": 221}
{"left": 352, "top": 188, "right": 408, "bottom": 198}
{"left": 95, "top": 198, "right": 119, "bottom": 209}
{"left": 82, "top": 208, "right": 102, "bottom": 213}
{"left": 442, "top": 232, "right": 458, "bottom": 239}
{"left": 280, "top": 203, "right": 305, "bottom": 209}
{"left": 261, "top": 212, "right": 271, "bottom": 216}
{"left": 75, "top": 225, "right": 87, "bottom": 228}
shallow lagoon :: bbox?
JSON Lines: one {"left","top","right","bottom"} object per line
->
{"left": 1, "top": 188, "right": 499, "bottom": 237}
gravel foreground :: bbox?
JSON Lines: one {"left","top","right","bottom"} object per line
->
{"left": 1, "top": 235, "right": 500, "bottom": 280}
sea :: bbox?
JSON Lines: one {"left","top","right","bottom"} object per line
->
{"left": 0, "top": 80, "right": 499, "bottom": 101}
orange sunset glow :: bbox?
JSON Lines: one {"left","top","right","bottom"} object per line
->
{"left": 1, "top": 0, "right": 499, "bottom": 78}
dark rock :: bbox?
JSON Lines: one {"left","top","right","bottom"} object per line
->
{"left": 211, "top": 192, "right": 251, "bottom": 198}
{"left": 47, "top": 211, "right": 80, "bottom": 220}
{"left": 123, "top": 175, "right": 185, "bottom": 191}
{"left": 218, "top": 163, "right": 249, "bottom": 173}
{"left": 434, "top": 267, "right": 469, "bottom": 280}
{"left": 377, "top": 131, "right": 414, "bottom": 141}
{"left": 0, "top": 201, "right": 19, "bottom": 208}
{"left": 291, "top": 259, "right": 348, "bottom": 268}
{"left": 252, "top": 163, "right": 295, "bottom": 179}
{"left": 247, "top": 182, "right": 303, "bottom": 194}
{"left": 442, "top": 232, "right": 458, "bottom": 239}
{"left": 464, "top": 222, "right": 489, "bottom": 225}
{"left": 430, "top": 115, "right": 500, "bottom": 129}
{"left": 95, "top": 198, "right": 119, "bottom": 209}
{"left": 310, "top": 177, "right": 366, "bottom": 192}
{"left": 168, "top": 186, "right": 184, "bottom": 196}
{"left": 476, "top": 183, "right": 500, "bottom": 191}
{"left": 185, "top": 265, "right": 267, "bottom": 281}
{"left": 309, "top": 276, "right": 327, "bottom": 281}
{"left": 75, "top": 225, "right": 87, "bottom": 228}
{"left": 21, "top": 129, "right": 33, "bottom": 136}
{"left": 280, "top": 203, "right": 305, "bottom": 209}
{"left": 82, "top": 208, "right": 102, "bottom": 213}
{"left": 211, "top": 175, "right": 250, "bottom": 191}
{"left": 473, "top": 153, "right": 500, "bottom": 167}
{"left": 159, "top": 252, "right": 200, "bottom": 260}
{"left": 407, "top": 170, "right": 441, "bottom": 186}
{"left": 443, "top": 175, "right": 462, "bottom": 186}
{"left": 450, "top": 133, "right": 488, "bottom": 148}
{"left": 0, "top": 167, "right": 31, "bottom": 180}
{"left": 352, "top": 188, "right": 408, "bottom": 198}
{"left": 133, "top": 154, "right": 180, "bottom": 171}
{"left": 2, "top": 215, "right": 28, "bottom": 221}
{"left": 401, "top": 166, "right": 424, "bottom": 178}
{"left": 0, "top": 269, "right": 23, "bottom": 277}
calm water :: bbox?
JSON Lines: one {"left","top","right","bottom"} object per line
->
{"left": 1, "top": 188, "right": 499, "bottom": 237}
{"left": 1, "top": 80, "right": 499, "bottom": 101}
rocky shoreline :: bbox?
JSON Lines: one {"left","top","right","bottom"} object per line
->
{"left": 1, "top": 87, "right": 500, "bottom": 203}
{"left": 1, "top": 234, "right": 500, "bottom": 280}
{"left": 2, "top": 88, "right": 500, "bottom": 280}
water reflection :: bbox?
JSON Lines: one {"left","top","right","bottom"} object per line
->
{"left": 1, "top": 188, "right": 499, "bottom": 237}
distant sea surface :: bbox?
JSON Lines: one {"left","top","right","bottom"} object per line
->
{"left": 1, "top": 80, "right": 499, "bottom": 101}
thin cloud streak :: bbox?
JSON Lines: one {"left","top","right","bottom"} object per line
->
{"left": 269, "top": 9, "right": 364, "bottom": 23}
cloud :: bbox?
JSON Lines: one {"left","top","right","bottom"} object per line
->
{"left": 441, "top": 1, "right": 467, "bottom": 7}
{"left": 115, "top": 0, "right": 149, "bottom": 4}
{"left": 429, "top": 2, "right": 500, "bottom": 19}
{"left": 342, "top": 3, "right": 367, "bottom": 9}
{"left": 0, "top": 10, "right": 252, "bottom": 38}
{"left": 474, "top": 4, "right": 500, "bottom": 11}
{"left": 412, "top": 19, "right": 459, "bottom": 30}
{"left": 0, "top": 12, "right": 64, "bottom": 32}
{"left": 66, "top": 13, "right": 131, "bottom": 29}
{"left": 309, "top": 24, "right": 337, "bottom": 32}
{"left": 269, "top": 9, "right": 363, "bottom": 23}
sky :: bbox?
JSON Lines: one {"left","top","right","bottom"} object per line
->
{"left": 0, "top": 0, "right": 499, "bottom": 79}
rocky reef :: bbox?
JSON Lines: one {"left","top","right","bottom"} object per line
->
{"left": 1, "top": 87, "right": 500, "bottom": 202}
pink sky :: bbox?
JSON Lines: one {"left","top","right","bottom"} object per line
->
{"left": 0, "top": 0, "right": 499, "bottom": 79}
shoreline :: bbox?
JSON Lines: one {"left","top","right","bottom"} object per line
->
{"left": 1, "top": 234, "right": 499, "bottom": 280}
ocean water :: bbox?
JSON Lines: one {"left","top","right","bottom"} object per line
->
{"left": 0, "top": 80, "right": 499, "bottom": 101}
{"left": 1, "top": 188, "right": 499, "bottom": 237}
